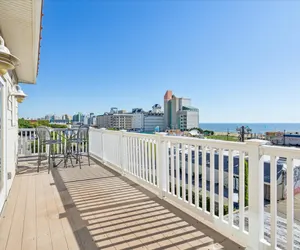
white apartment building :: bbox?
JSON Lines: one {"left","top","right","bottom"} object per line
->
{"left": 97, "top": 113, "right": 133, "bottom": 130}
{"left": 144, "top": 112, "right": 164, "bottom": 132}
{"left": 131, "top": 108, "right": 144, "bottom": 131}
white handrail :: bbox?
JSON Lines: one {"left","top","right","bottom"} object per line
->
{"left": 91, "top": 128, "right": 300, "bottom": 249}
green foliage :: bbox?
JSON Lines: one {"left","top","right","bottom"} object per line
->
{"left": 107, "top": 128, "right": 120, "bottom": 131}
{"left": 203, "top": 130, "right": 214, "bottom": 136}
{"left": 18, "top": 119, "right": 67, "bottom": 129}
{"left": 207, "top": 135, "right": 239, "bottom": 142}
{"left": 18, "top": 118, "right": 34, "bottom": 128}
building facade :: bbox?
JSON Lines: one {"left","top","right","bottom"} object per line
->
{"left": 144, "top": 112, "right": 164, "bottom": 132}
{"left": 0, "top": 0, "right": 43, "bottom": 211}
{"left": 131, "top": 108, "right": 144, "bottom": 131}
{"left": 97, "top": 113, "right": 133, "bottom": 130}
{"left": 164, "top": 90, "right": 199, "bottom": 130}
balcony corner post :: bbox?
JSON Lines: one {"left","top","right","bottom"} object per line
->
{"left": 120, "top": 130, "right": 127, "bottom": 176}
{"left": 157, "top": 132, "right": 168, "bottom": 199}
{"left": 245, "top": 139, "right": 269, "bottom": 250}
{"left": 100, "top": 128, "right": 106, "bottom": 163}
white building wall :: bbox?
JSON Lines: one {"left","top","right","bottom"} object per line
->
{"left": 144, "top": 114, "right": 165, "bottom": 132}
{"left": 0, "top": 72, "right": 19, "bottom": 211}
{"left": 186, "top": 111, "right": 199, "bottom": 129}
{"left": 132, "top": 113, "right": 144, "bottom": 130}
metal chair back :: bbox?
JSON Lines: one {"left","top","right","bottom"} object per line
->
{"left": 35, "top": 126, "right": 51, "bottom": 144}
{"left": 77, "top": 125, "right": 89, "bottom": 142}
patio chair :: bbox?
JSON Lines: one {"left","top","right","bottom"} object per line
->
{"left": 73, "top": 125, "right": 90, "bottom": 169}
{"left": 35, "top": 126, "right": 63, "bottom": 173}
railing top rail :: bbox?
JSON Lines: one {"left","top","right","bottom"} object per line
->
{"left": 163, "top": 135, "right": 249, "bottom": 151}
{"left": 261, "top": 144, "right": 300, "bottom": 159}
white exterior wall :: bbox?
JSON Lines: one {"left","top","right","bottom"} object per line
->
{"left": 144, "top": 114, "right": 164, "bottom": 132}
{"left": 131, "top": 113, "right": 144, "bottom": 130}
{"left": 0, "top": 72, "right": 19, "bottom": 211}
{"left": 186, "top": 110, "right": 199, "bottom": 129}
{"left": 96, "top": 115, "right": 109, "bottom": 128}
{"left": 179, "top": 98, "right": 191, "bottom": 110}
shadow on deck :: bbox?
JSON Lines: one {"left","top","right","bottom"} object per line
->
{"left": 0, "top": 156, "right": 244, "bottom": 250}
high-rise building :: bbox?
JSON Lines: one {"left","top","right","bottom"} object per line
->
{"left": 131, "top": 108, "right": 144, "bottom": 131}
{"left": 72, "top": 112, "right": 84, "bottom": 124}
{"left": 164, "top": 90, "right": 199, "bottom": 130}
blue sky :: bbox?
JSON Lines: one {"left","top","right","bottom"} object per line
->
{"left": 20, "top": 0, "right": 300, "bottom": 123}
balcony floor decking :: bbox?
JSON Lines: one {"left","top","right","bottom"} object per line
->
{"left": 0, "top": 157, "right": 244, "bottom": 250}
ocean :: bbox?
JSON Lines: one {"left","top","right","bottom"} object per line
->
{"left": 200, "top": 123, "right": 300, "bottom": 134}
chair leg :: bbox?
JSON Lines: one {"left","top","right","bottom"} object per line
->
{"left": 76, "top": 144, "right": 79, "bottom": 164}
{"left": 79, "top": 153, "right": 82, "bottom": 169}
{"left": 48, "top": 145, "right": 51, "bottom": 174}
{"left": 37, "top": 152, "right": 40, "bottom": 173}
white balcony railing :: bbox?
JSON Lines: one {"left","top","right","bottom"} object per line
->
{"left": 18, "top": 128, "right": 88, "bottom": 157}
{"left": 89, "top": 128, "right": 300, "bottom": 250}
{"left": 17, "top": 127, "right": 300, "bottom": 249}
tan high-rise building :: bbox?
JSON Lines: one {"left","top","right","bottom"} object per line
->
{"left": 164, "top": 90, "right": 199, "bottom": 130}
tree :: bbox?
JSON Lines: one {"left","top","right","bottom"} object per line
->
{"left": 18, "top": 118, "right": 34, "bottom": 128}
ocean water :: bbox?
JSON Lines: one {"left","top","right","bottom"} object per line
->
{"left": 200, "top": 123, "right": 300, "bottom": 134}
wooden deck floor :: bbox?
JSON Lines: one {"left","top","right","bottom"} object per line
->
{"left": 0, "top": 157, "right": 244, "bottom": 250}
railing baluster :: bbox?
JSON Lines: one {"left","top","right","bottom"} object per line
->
{"left": 133, "top": 137, "right": 137, "bottom": 176}
{"left": 202, "top": 146, "right": 207, "bottom": 211}
{"left": 33, "top": 130, "right": 36, "bottom": 154}
{"left": 176, "top": 143, "right": 180, "bottom": 199}
{"left": 171, "top": 143, "right": 175, "bottom": 195}
{"left": 166, "top": 142, "right": 170, "bottom": 192}
{"left": 188, "top": 144, "right": 192, "bottom": 205}
{"left": 149, "top": 139, "right": 152, "bottom": 184}
{"left": 239, "top": 151, "right": 245, "bottom": 231}
{"left": 141, "top": 139, "right": 145, "bottom": 180}
{"left": 270, "top": 155, "right": 277, "bottom": 249}
{"left": 138, "top": 138, "right": 142, "bottom": 178}
{"left": 21, "top": 130, "right": 24, "bottom": 155}
{"left": 218, "top": 148, "right": 224, "bottom": 219}
{"left": 210, "top": 147, "right": 215, "bottom": 215}
{"left": 128, "top": 137, "right": 132, "bottom": 174}
{"left": 145, "top": 139, "right": 149, "bottom": 182}
{"left": 152, "top": 139, "right": 155, "bottom": 185}
{"left": 228, "top": 149, "right": 233, "bottom": 225}
{"left": 287, "top": 157, "right": 294, "bottom": 250}
{"left": 195, "top": 145, "right": 199, "bottom": 208}
{"left": 182, "top": 144, "right": 186, "bottom": 201}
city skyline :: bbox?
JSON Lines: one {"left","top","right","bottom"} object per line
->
{"left": 18, "top": 1, "right": 300, "bottom": 123}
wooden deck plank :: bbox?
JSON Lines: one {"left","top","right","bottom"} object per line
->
{"left": 36, "top": 170, "right": 52, "bottom": 250}
{"left": 50, "top": 171, "right": 80, "bottom": 250}
{"left": 5, "top": 175, "right": 28, "bottom": 250}
{"left": 22, "top": 173, "right": 37, "bottom": 250}
{"left": 1, "top": 158, "right": 244, "bottom": 250}
{"left": 43, "top": 172, "right": 68, "bottom": 250}
{"left": 0, "top": 174, "right": 22, "bottom": 250}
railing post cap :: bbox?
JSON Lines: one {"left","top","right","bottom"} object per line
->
{"left": 245, "top": 139, "right": 270, "bottom": 146}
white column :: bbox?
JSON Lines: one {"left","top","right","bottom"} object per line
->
{"left": 157, "top": 132, "right": 168, "bottom": 199}
{"left": 0, "top": 78, "right": 7, "bottom": 197}
{"left": 100, "top": 128, "right": 106, "bottom": 162}
{"left": 120, "top": 130, "right": 127, "bottom": 175}
{"left": 245, "top": 139, "right": 269, "bottom": 250}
